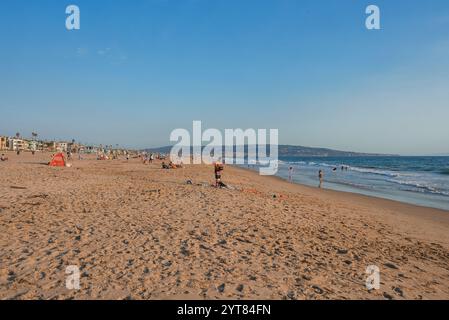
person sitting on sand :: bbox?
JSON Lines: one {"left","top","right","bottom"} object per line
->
{"left": 174, "top": 161, "right": 183, "bottom": 169}
{"left": 1, "top": 154, "right": 8, "bottom": 161}
{"left": 169, "top": 161, "right": 183, "bottom": 169}
{"left": 161, "top": 162, "right": 170, "bottom": 169}
{"left": 214, "top": 162, "right": 224, "bottom": 187}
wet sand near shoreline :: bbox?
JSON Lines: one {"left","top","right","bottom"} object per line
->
{"left": 1, "top": 151, "right": 448, "bottom": 300}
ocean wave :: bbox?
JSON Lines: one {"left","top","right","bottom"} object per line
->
{"left": 283, "top": 161, "right": 339, "bottom": 167}
{"left": 280, "top": 160, "right": 306, "bottom": 165}
{"left": 319, "top": 162, "right": 337, "bottom": 168}
{"left": 348, "top": 166, "right": 400, "bottom": 177}
{"left": 388, "top": 179, "right": 449, "bottom": 196}
{"left": 278, "top": 161, "right": 449, "bottom": 196}
{"left": 281, "top": 160, "right": 400, "bottom": 176}
{"left": 281, "top": 161, "right": 401, "bottom": 177}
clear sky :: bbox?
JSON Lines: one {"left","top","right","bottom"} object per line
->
{"left": 1, "top": 0, "right": 448, "bottom": 154}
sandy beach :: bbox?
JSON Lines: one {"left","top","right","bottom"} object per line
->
{"left": 0, "top": 151, "right": 448, "bottom": 300}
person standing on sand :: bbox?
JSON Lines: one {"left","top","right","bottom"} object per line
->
{"left": 319, "top": 170, "right": 324, "bottom": 188}
{"left": 288, "top": 166, "right": 294, "bottom": 182}
{"left": 214, "top": 162, "right": 224, "bottom": 187}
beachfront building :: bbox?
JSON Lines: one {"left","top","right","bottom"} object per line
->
{"left": 0, "top": 136, "right": 7, "bottom": 151}
{"left": 56, "top": 142, "right": 68, "bottom": 152}
{"left": 8, "top": 138, "right": 28, "bottom": 151}
{"left": 27, "top": 140, "right": 43, "bottom": 151}
{"left": 84, "top": 145, "right": 98, "bottom": 154}
{"left": 42, "top": 141, "right": 56, "bottom": 152}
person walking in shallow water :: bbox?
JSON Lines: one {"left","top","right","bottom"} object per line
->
{"left": 318, "top": 170, "right": 324, "bottom": 188}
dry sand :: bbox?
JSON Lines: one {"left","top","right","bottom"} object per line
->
{"left": 1, "top": 151, "right": 448, "bottom": 300}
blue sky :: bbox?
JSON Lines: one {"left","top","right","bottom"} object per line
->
{"left": 1, "top": 0, "right": 448, "bottom": 154}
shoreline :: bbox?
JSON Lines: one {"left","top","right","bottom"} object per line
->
{"left": 242, "top": 165, "right": 449, "bottom": 216}
{"left": 1, "top": 151, "right": 448, "bottom": 299}
{"left": 241, "top": 161, "right": 449, "bottom": 212}
{"left": 228, "top": 165, "right": 449, "bottom": 245}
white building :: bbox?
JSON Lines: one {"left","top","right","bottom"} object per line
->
{"left": 56, "top": 142, "right": 68, "bottom": 152}
{"left": 0, "top": 136, "right": 7, "bottom": 150}
{"left": 27, "top": 140, "right": 43, "bottom": 151}
{"left": 8, "top": 138, "right": 28, "bottom": 151}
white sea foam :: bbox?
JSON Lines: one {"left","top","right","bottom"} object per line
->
{"left": 279, "top": 160, "right": 449, "bottom": 196}
{"left": 388, "top": 178, "right": 449, "bottom": 196}
{"left": 347, "top": 166, "right": 400, "bottom": 177}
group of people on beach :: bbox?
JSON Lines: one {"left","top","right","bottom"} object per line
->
{"left": 161, "top": 161, "right": 183, "bottom": 169}
{"left": 291, "top": 167, "right": 324, "bottom": 188}
{"left": 142, "top": 153, "right": 155, "bottom": 164}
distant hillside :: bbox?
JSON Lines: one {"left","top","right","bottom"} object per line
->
{"left": 143, "top": 145, "right": 395, "bottom": 157}
{"left": 277, "top": 145, "right": 394, "bottom": 157}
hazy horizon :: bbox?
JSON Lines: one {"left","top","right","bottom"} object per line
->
{"left": 1, "top": 0, "right": 449, "bottom": 155}
{"left": 1, "top": 130, "right": 449, "bottom": 156}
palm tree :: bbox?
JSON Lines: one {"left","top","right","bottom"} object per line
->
{"left": 32, "top": 133, "right": 38, "bottom": 150}
{"left": 29, "top": 132, "right": 38, "bottom": 153}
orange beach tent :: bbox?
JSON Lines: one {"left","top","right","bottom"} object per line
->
{"left": 49, "top": 153, "right": 66, "bottom": 167}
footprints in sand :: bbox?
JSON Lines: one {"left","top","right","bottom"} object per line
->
{"left": 1, "top": 160, "right": 449, "bottom": 299}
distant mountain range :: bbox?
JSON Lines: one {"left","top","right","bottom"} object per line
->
{"left": 143, "top": 145, "right": 396, "bottom": 157}
{"left": 277, "top": 145, "right": 396, "bottom": 157}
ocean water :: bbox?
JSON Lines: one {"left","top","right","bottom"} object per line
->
{"left": 263, "top": 156, "right": 449, "bottom": 211}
